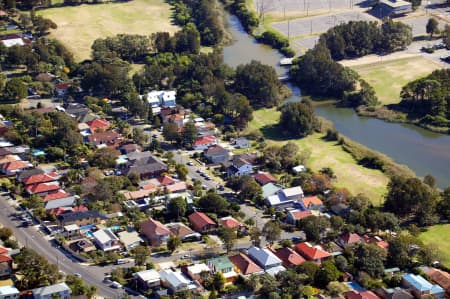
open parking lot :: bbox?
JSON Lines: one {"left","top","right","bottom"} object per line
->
{"left": 271, "top": 10, "right": 376, "bottom": 37}
{"left": 293, "top": 35, "right": 320, "bottom": 51}
{"left": 399, "top": 15, "right": 447, "bottom": 36}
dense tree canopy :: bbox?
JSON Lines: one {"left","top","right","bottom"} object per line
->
{"left": 234, "top": 60, "right": 284, "bottom": 108}
{"left": 279, "top": 99, "right": 317, "bottom": 137}
{"left": 15, "top": 248, "right": 59, "bottom": 290}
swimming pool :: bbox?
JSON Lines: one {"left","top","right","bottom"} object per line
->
{"left": 346, "top": 282, "right": 366, "bottom": 292}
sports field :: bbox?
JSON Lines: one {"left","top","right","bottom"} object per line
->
{"left": 247, "top": 108, "right": 389, "bottom": 204}
{"left": 419, "top": 224, "right": 450, "bottom": 267}
{"left": 38, "top": 0, "right": 178, "bottom": 61}
{"left": 350, "top": 56, "right": 442, "bottom": 105}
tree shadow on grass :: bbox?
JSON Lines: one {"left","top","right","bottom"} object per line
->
{"left": 260, "top": 124, "right": 288, "bottom": 141}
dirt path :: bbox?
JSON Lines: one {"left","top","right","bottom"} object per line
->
{"left": 339, "top": 51, "right": 422, "bottom": 67}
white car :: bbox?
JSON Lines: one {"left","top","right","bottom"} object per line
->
{"left": 111, "top": 281, "right": 123, "bottom": 289}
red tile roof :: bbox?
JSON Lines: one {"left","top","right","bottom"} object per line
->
{"left": 22, "top": 173, "right": 58, "bottom": 185}
{"left": 165, "top": 182, "right": 187, "bottom": 193}
{"left": 229, "top": 253, "right": 263, "bottom": 275}
{"left": 2, "top": 160, "right": 29, "bottom": 171}
{"left": 42, "top": 190, "right": 69, "bottom": 201}
{"left": 273, "top": 247, "right": 306, "bottom": 267}
{"left": 141, "top": 218, "right": 171, "bottom": 238}
{"left": 294, "top": 242, "right": 331, "bottom": 261}
{"left": 0, "top": 246, "right": 8, "bottom": 255}
{"left": 26, "top": 182, "right": 60, "bottom": 194}
{"left": 427, "top": 268, "right": 450, "bottom": 292}
{"left": 302, "top": 196, "right": 323, "bottom": 208}
{"left": 220, "top": 216, "right": 242, "bottom": 229}
{"left": 0, "top": 254, "right": 12, "bottom": 263}
{"left": 194, "top": 136, "right": 216, "bottom": 146}
{"left": 363, "top": 235, "right": 389, "bottom": 249}
{"left": 253, "top": 172, "right": 277, "bottom": 185}
{"left": 188, "top": 212, "right": 216, "bottom": 231}
{"left": 48, "top": 207, "right": 68, "bottom": 216}
{"left": 87, "top": 119, "right": 110, "bottom": 130}
{"left": 289, "top": 210, "right": 313, "bottom": 221}
{"left": 339, "top": 233, "right": 362, "bottom": 245}
{"left": 158, "top": 175, "right": 175, "bottom": 186}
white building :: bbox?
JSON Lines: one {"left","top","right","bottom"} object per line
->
{"left": 32, "top": 282, "right": 71, "bottom": 299}
{"left": 142, "top": 90, "right": 177, "bottom": 111}
{"left": 92, "top": 229, "right": 121, "bottom": 251}
{"left": 159, "top": 269, "right": 196, "bottom": 292}
{"left": 118, "top": 230, "right": 143, "bottom": 250}
{"left": 265, "top": 186, "right": 304, "bottom": 207}
{"left": 0, "top": 286, "right": 19, "bottom": 299}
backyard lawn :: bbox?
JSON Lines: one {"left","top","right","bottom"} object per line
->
{"left": 246, "top": 108, "right": 389, "bottom": 204}
{"left": 419, "top": 224, "right": 450, "bottom": 267}
{"left": 38, "top": 0, "right": 178, "bottom": 61}
{"left": 351, "top": 57, "right": 441, "bottom": 105}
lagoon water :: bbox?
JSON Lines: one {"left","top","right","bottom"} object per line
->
{"left": 223, "top": 14, "right": 450, "bottom": 188}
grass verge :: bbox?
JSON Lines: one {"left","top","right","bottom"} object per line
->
{"left": 419, "top": 224, "right": 450, "bottom": 267}
{"left": 38, "top": 0, "right": 179, "bottom": 61}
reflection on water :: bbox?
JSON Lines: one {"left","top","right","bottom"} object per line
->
{"left": 223, "top": 13, "right": 450, "bottom": 188}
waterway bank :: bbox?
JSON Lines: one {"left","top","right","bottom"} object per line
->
{"left": 223, "top": 12, "right": 450, "bottom": 188}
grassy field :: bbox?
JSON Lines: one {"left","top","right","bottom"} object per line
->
{"left": 246, "top": 108, "right": 389, "bottom": 204}
{"left": 419, "top": 224, "right": 450, "bottom": 267}
{"left": 38, "top": 0, "right": 178, "bottom": 61}
{"left": 351, "top": 57, "right": 441, "bottom": 105}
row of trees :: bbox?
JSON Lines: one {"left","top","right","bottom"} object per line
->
{"left": 320, "top": 19, "right": 413, "bottom": 60}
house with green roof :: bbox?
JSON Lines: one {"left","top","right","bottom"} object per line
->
{"left": 207, "top": 256, "right": 238, "bottom": 283}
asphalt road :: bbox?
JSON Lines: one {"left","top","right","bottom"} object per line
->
{"left": 0, "top": 196, "right": 127, "bottom": 299}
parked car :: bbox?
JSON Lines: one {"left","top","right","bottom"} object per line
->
{"left": 187, "top": 161, "right": 193, "bottom": 166}
{"left": 111, "top": 281, "right": 123, "bottom": 289}
{"left": 116, "top": 259, "right": 127, "bottom": 265}
{"left": 434, "top": 43, "right": 446, "bottom": 50}
{"left": 440, "top": 55, "right": 450, "bottom": 63}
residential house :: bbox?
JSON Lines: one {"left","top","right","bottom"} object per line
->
{"left": 118, "top": 231, "right": 144, "bottom": 250}
{"left": 426, "top": 268, "right": 450, "bottom": 294}
{"left": 42, "top": 190, "right": 70, "bottom": 202}
{"left": 125, "top": 151, "right": 168, "bottom": 179}
{"left": 363, "top": 235, "right": 389, "bottom": 250}
{"left": 165, "top": 113, "right": 185, "bottom": 128}
{"left": 165, "top": 222, "right": 201, "bottom": 242}
{"left": 69, "top": 238, "right": 96, "bottom": 253}
{"left": 133, "top": 269, "right": 161, "bottom": 290}
{"left": 16, "top": 168, "right": 44, "bottom": 182}
{"left": 0, "top": 286, "right": 19, "bottom": 299}
{"left": 262, "top": 183, "right": 282, "bottom": 199}
{"left": 232, "top": 137, "right": 250, "bottom": 149}
{"left": 165, "top": 181, "right": 187, "bottom": 194}
{"left": 299, "top": 196, "right": 324, "bottom": 211}
{"left": 62, "top": 224, "right": 81, "bottom": 239}
{"left": 294, "top": 242, "right": 332, "bottom": 264}
{"left": 65, "top": 103, "right": 97, "bottom": 123}
{"left": 0, "top": 254, "right": 12, "bottom": 278}
{"left": 338, "top": 233, "right": 363, "bottom": 248}
{"left": 0, "top": 34, "right": 26, "bottom": 48}
{"left": 220, "top": 216, "right": 245, "bottom": 232}
{"left": 271, "top": 247, "right": 306, "bottom": 268}
{"left": 26, "top": 182, "right": 60, "bottom": 196}
{"left": 86, "top": 119, "right": 110, "bottom": 133}
{"left": 32, "top": 282, "right": 71, "bottom": 299}
{"left": 254, "top": 172, "right": 277, "bottom": 186}
{"left": 1, "top": 160, "right": 32, "bottom": 175}
{"left": 44, "top": 195, "right": 78, "bottom": 210}
{"left": 204, "top": 145, "right": 230, "bottom": 164}
{"left": 227, "top": 156, "right": 253, "bottom": 177}
{"left": 375, "top": 287, "right": 414, "bottom": 299}
{"left": 193, "top": 136, "right": 217, "bottom": 151}
{"left": 286, "top": 209, "right": 313, "bottom": 225}
{"left": 119, "top": 143, "right": 141, "bottom": 155}
{"left": 247, "top": 246, "right": 286, "bottom": 276}
{"left": 208, "top": 256, "right": 238, "bottom": 283}
{"left": 402, "top": 274, "right": 445, "bottom": 299}
{"left": 265, "top": 186, "right": 304, "bottom": 208}
{"left": 229, "top": 253, "right": 264, "bottom": 276}
{"left": 54, "top": 82, "right": 76, "bottom": 97}
{"left": 345, "top": 290, "right": 381, "bottom": 299}
{"left": 186, "top": 263, "right": 211, "bottom": 282}
{"left": 92, "top": 229, "right": 121, "bottom": 251}
{"left": 159, "top": 269, "right": 196, "bottom": 293}
{"left": 56, "top": 210, "right": 106, "bottom": 226}
{"left": 140, "top": 218, "right": 172, "bottom": 246}
{"left": 143, "top": 90, "right": 177, "bottom": 109}
{"left": 87, "top": 131, "right": 122, "bottom": 148}
{"left": 188, "top": 212, "right": 217, "bottom": 233}
{"left": 21, "top": 172, "right": 59, "bottom": 186}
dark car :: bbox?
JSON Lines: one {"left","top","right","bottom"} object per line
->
{"left": 440, "top": 56, "right": 450, "bottom": 63}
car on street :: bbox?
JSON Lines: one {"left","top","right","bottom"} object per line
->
{"left": 202, "top": 185, "right": 208, "bottom": 190}
{"left": 111, "top": 281, "right": 123, "bottom": 289}
{"left": 440, "top": 55, "right": 450, "bottom": 63}
{"left": 181, "top": 254, "right": 190, "bottom": 259}
{"left": 187, "top": 161, "right": 193, "bottom": 166}
{"left": 74, "top": 273, "right": 82, "bottom": 278}
{"left": 204, "top": 176, "right": 211, "bottom": 180}
{"left": 217, "top": 185, "right": 225, "bottom": 191}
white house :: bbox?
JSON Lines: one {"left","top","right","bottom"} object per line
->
{"left": 193, "top": 136, "right": 217, "bottom": 151}
{"left": 142, "top": 90, "right": 177, "bottom": 109}
{"left": 92, "top": 229, "right": 121, "bottom": 251}
{"left": 159, "top": 269, "right": 196, "bottom": 292}
{"left": 32, "top": 282, "right": 71, "bottom": 299}
{"left": 247, "top": 246, "right": 286, "bottom": 276}
{"left": 0, "top": 286, "right": 19, "bottom": 299}
{"left": 227, "top": 157, "right": 253, "bottom": 177}
{"left": 133, "top": 269, "right": 161, "bottom": 289}
{"left": 265, "top": 186, "right": 304, "bottom": 208}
